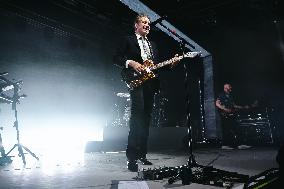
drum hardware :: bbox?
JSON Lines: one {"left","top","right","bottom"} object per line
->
{"left": 123, "top": 106, "right": 131, "bottom": 122}
{"left": 150, "top": 94, "right": 168, "bottom": 127}
{"left": 108, "top": 92, "right": 131, "bottom": 127}
{"left": 116, "top": 92, "right": 130, "bottom": 98}
{"left": 233, "top": 107, "right": 275, "bottom": 145}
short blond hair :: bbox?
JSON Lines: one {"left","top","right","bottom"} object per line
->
{"left": 134, "top": 14, "right": 150, "bottom": 28}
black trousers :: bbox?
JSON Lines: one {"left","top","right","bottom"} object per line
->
{"left": 220, "top": 115, "right": 240, "bottom": 147}
{"left": 126, "top": 81, "right": 156, "bottom": 161}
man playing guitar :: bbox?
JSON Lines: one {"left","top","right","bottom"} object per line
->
{"left": 216, "top": 83, "right": 252, "bottom": 150}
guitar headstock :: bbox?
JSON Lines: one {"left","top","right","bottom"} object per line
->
{"left": 184, "top": 51, "right": 201, "bottom": 58}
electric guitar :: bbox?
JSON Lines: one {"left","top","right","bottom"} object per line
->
{"left": 121, "top": 51, "right": 201, "bottom": 89}
{"left": 218, "top": 102, "right": 258, "bottom": 118}
{"left": 218, "top": 109, "right": 237, "bottom": 118}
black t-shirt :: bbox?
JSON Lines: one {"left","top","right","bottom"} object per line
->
{"left": 216, "top": 91, "right": 235, "bottom": 109}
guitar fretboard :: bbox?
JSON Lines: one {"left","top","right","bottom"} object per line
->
{"left": 149, "top": 52, "right": 199, "bottom": 71}
{"left": 150, "top": 55, "right": 184, "bottom": 71}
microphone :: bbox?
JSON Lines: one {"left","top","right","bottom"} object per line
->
{"left": 169, "top": 29, "right": 196, "bottom": 49}
{"left": 150, "top": 16, "right": 167, "bottom": 27}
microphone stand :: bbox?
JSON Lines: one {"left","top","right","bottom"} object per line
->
{"left": 164, "top": 36, "right": 199, "bottom": 185}
{"left": 181, "top": 39, "right": 198, "bottom": 165}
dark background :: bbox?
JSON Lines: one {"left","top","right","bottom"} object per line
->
{"left": 0, "top": 0, "right": 284, "bottom": 143}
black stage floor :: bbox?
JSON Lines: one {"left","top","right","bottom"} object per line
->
{"left": 0, "top": 146, "right": 279, "bottom": 189}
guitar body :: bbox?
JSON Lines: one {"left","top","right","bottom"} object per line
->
{"left": 121, "top": 60, "right": 156, "bottom": 89}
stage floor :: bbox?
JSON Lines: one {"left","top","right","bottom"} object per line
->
{"left": 0, "top": 146, "right": 279, "bottom": 189}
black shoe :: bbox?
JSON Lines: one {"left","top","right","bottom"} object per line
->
{"left": 139, "top": 158, "right": 153, "bottom": 165}
{"left": 127, "top": 160, "right": 138, "bottom": 172}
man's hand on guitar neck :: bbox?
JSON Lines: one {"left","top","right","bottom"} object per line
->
{"left": 234, "top": 104, "right": 250, "bottom": 110}
{"left": 170, "top": 54, "right": 180, "bottom": 68}
{"left": 128, "top": 60, "right": 145, "bottom": 74}
{"left": 235, "top": 100, "right": 259, "bottom": 110}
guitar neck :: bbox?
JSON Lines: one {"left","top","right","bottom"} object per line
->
{"left": 150, "top": 55, "right": 184, "bottom": 71}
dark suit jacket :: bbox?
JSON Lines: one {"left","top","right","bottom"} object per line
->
{"left": 113, "top": 35, "right": 159, "bottom": 68}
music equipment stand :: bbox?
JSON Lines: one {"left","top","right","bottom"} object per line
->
{"left": 0, "top": 127, "right": 12, "bottom": 166}
{"left": 4, "top": 82, "right": 39, "bottom": 165}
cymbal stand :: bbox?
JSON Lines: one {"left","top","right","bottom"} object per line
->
{"left": 4, "top": 82, "right": 39, "bottom": 165}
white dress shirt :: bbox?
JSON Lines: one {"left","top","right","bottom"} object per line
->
{"left": 126, "top": 33, "right": 151, "bottom": 68}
